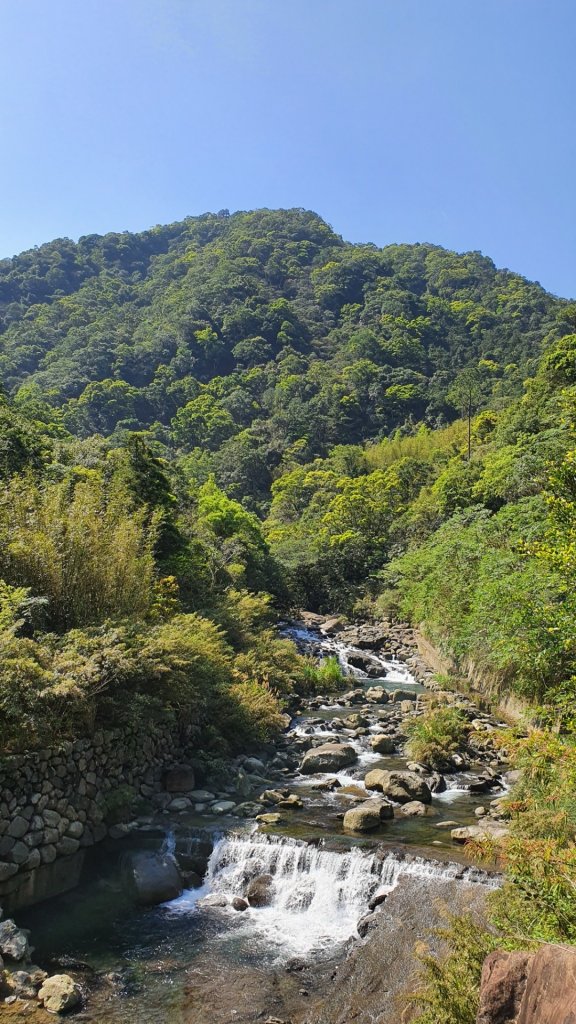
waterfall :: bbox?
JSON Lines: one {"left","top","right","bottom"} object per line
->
{"left": 167, "top": 833, "right": 498, "bottom": 959}
{"left": 281, "top": 623, "right": 418, "bottom": 686}
{"left": 160, "top": 828, "right": 176, "bottom": 857}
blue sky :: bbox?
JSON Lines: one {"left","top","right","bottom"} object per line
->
{"left": 1, "top": 0, "right": 574, "bottom": 297}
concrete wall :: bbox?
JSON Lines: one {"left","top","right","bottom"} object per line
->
{"left": 415, "top": 629, "right": 532, "bottom": 725}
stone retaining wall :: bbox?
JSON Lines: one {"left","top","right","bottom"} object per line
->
{"left": 0, "top": 718, "right": 192, "bottom": 911}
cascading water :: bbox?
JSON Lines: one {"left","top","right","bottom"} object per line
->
{"left": 283, "top": 625, "right": 418, "bottom": 687}
{"left": 166, "top": 833, "right": 498, "bottom": 959}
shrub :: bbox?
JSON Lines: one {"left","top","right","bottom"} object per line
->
{"left": 408, "top": 914, "right": 499, "bottom": 1024}
{"left": 405, "top": 706, "right": 468, "bottom": 768}
{"left": 300, "top": 654, "right": 345, "bottom": 693}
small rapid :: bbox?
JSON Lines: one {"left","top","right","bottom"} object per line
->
{"left": 285, "top": 624, "right": 419, "bottom": 687}
{"left": 166, "top": 832, "right": 497, "bottom": 959}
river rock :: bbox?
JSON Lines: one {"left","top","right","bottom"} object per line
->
{"left": 364, "top": 769, "right": 432, "bottom": 804}
{"left": 235, "top": 770, "right": 252, "bottom": 798}
{"left": 365, "top": 686, "right": 388, "bottom": 703}
{"left": 123, "top": 850, "right": 183, "bottom": 905}
{"left": 188, "top": 790, "right": 216, "bottom": 802}
{"left": 451, "top": 824, "right": 510, "bottom": 844}
{"left": 299, "top": 743, "right": 358, "bottom": 774}
{"left": 389, "top": 690, "right": 417, "bottom": 703}
{"left": 312, "top": 778, "right": 341, "bottom": 791}
{"left": 397, "top": 800, "right": 433, "bottom": 817}
{"left": 256, "top": 812, "right": 285, "bottom": 825}
{"left": 5, "top": 966, "right": 47, "bottom": 998}
{"left": 369, "top": 735, "right": 396, "bottom": 754}
{"left": 277, "top": 795, "right": 303, "bottom": 809}
{"left": 0, "top": 919, "right": 30, "bottom": 961}
{"left": 211, "top": 801, "right": 236, "bottom": 814}
{"left": 259, "top": 789, "right": 287, "bottom": 805}
{"left": 347, "top": 654, "right": 382, "bottom": 676}
{"left": 343, "top": 799, "right": 392, "bottom": 832}
{"left": 0, "top": 862, "right": 18, "bottom": 881}
{"left": 246, "top": 874, "right": 274, "bottom": 907}
{"left": 38, "top": 974, "right": 82, "bottom": 1013}
{"left": 168, "top": 797, "right": 192, "bottom": 812}
{"left": 243, "top": 757, "right": 267, "bottom": 774}
{"left": 319, "top": 616, "right": 346, "bottom": 635}
{"left": 233, "top": 802, "right": 261, "bottom": 818}
{"left": 342, "top": 713, "right": 370, "bottom": 729}
{"left": 232, "top": 897, "right": 249, "bottom": 911}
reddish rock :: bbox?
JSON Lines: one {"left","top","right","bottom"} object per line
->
{"left": 477, "top": 945, "right": 576, "bottom": 1024}
{"left": 516, "top": 945, "right": 576, "bottom": 1024}
{"left": 476, "top": 950, "right": 532, "bottom": 1024}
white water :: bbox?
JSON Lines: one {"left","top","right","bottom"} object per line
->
{"left": 166, "top": 833, "right": 497, "bottom": 959}
{"left": 286, "top": 625, "right": 419, "bottom": 687}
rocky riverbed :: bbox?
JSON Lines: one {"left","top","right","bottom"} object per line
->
{"left": 2, "top": 615, "right": 513, "bottom": 1021}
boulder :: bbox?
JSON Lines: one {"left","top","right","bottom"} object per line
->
{"left": 312, "top": 778, "right": 341, "bottom": 792}
{"left": 516, "top": 944, "right": 576, "bottom": 1024}
{"left": 123, "top": 851, "right": 183, "bottom": 905}
{"left": 364, "top": 769, "right": 432, "bottom": 804}
{"left": 38, "top": 974, "right": 82, "bottom": 1014}
{"left": 0, "top": 919, "right": 30, "bottom": 961}
{"left": 0, "top": 862, "right": 18, "bottom": 881}
{"left": 319, "top": 616, "right": 346, "bottom": 635}
{"left": 389, "top": 689, "right": 417, "bottom": 703}
{"left": 343, "top": 804, "right": 381, "bottom": 832}
{"left": 342, "top": 713, "right": 370, "bottom": 729}
{"left": 451, "top": 824, "right": 510, "bottom": 844}
{"left": 369, "top": 734, "right": 395, "bottom": 754}
{"left": 277, "top": 795, "right": 303, "bottom": 809}
{"left": 258, "top": 789, "right": 287, "bottom": 805}
{"left": 233, "top": 802, "right": 261, "bottom": 818}
{"left": 5, "top": 966, "right": 47, "bottom": 998}
{"left": 343, "top": 799, "right": 393, "bottom": 832}
{"left": 299, "top": 743, "right": 358, "bottom": 774}
{"left": 210, "top": 801, "right": 236, "bottom": 814}
{"left": 347, "top": 654, "right": 382, "bottom": 676}
{"left": 243, "top": 757, "right": 267, "bottom": 774}
{"left": 232, "top": 897, "right": 249, "bottom": 912}
{"left": 168, "top": 797, "right": 192, "bottom": 812}
{"left": 365, "top": 687, "right": 389, "bottom": 703}
{"left": 188, "top": 790, "right": 216, "bottom": 802}
{"left": 7, "top": 815, "right": 29, "bottom": 839}
{"left": 256, "top": 812, "right": 284, "bottom": 825}
{"left": 246, "top": 874, "right": 274, "bottom": 907}
{"left": 163, "top": 765, "right": 196, "bottom": 792}
{"left": 397, "top": 800, "right": 432, "bottom": 817}
{"left": 475, "top": 950, "right": 532, "bottom": 1024}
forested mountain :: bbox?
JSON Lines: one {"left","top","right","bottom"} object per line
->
{"left": 1, "top": 211, "right": 576, "bottom": 1020}
{"left": 0, "top": 208, "right": 565, "bottom": 510}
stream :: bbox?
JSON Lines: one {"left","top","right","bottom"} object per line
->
{"left": 17, "top": 622, "right": 505, "bottom": 1023}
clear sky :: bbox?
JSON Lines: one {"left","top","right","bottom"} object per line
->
{"left": 1, "top": 0, "right": 574, "bottom": 297}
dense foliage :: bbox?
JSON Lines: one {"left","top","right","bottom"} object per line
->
{"left": 0, "top": 209, "right": 564, "bottom": 516}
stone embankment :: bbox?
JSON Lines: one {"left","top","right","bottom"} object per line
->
{"left": 0, "top": 718, "right": 196, "bottom": 911}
